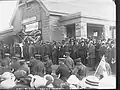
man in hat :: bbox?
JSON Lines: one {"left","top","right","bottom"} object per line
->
{"left": 52, "top": 41, "right": 58, "bottom": 65}
{"left": 110, "top": 41, "right": 116, "bottom": 75}
{"left": 30, "top": 56, "right": 45, "bottom": 77}
{"left": 14, "top": 44, "right": 21, "bottom": 57}
{"left": 10, "top": 56, "right": 21, "bottom": 72}
{"left": 3, "top": 53, "right": 11, "bottom": 64}
{"left": 55, "top": 58, "right": 71, "bottom": 82}
{"left": 34, "top": 54, "right": 42, "bottom": 61}
{"left": 72, "top": 58, "right": 87, "bottom": 80}
{"left": 0, "top": 53, "right": 11, "bottom": 70}
{"left": 88, "top": 41, "right": 96, "bottom": 70}
{"left": 18, "top": 59, "right": 30, "bottom": 75}
{"left": 15, "top": 54, "right": 21, "bottom": 59}
{"left": 44, "top": 55, "right": 53, "bottom": 75}
{"left": 64, "top": 52, "right": 75, "bottom": 74}
{"left": 77, "top": 41, "right": 88, "bottom": 65}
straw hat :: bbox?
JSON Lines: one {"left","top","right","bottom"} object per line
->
{"left": 81, "top": 76, "right": 99, "bottom": 89}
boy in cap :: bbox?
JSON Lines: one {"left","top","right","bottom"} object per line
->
{"left": 55, "top": 58, "right": 71, "bottom": 82}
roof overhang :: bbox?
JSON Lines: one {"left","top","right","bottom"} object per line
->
{"left": 49, "top": 11, "right": 69, "bottom": 16}
{"left": 0, "top": 27, "right": 16, "bottom": 40}
{"left": 59, "top": 12, "right": 81, "bottom": 22}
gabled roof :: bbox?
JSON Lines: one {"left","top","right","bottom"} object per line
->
{"left": 11, "top": 0, "right": 49, "bottom": 26}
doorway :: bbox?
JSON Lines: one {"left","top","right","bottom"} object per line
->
{"left": 87, "top": 23, "right": 104, "bottom": 40}
{"left": 66, "top": 24, "right": 75, "bottom": 38}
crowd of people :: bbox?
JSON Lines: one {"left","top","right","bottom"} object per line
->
{"left": 0, "top": 37, "right": 116, "bottom": 89}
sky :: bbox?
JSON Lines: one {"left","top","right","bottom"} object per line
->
{"left": 0, "top": 0, "right": 116, "bottom": 32}
{"left": 0, "top": 1, "right": 18, "bottom": 32}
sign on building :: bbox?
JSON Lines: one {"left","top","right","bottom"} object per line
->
{"left": 25, "top": 22, "right": 38, "bottom": 32}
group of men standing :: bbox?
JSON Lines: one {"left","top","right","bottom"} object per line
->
{"left": 0, "top": 37, "right": 116, "bottom": 89}
{"left": 0, "top": 37, "right": 116, "bottom": 75}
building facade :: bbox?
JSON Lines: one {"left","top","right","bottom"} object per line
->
{"left": 0, "top": 0, "right": 116, "bottom": 44}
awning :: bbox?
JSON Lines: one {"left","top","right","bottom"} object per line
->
{"left": 0, "top": 27, "right": 16, "bottom": 41}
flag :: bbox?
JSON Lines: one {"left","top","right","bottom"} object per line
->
{"left": 94, "top": 55, "right": 108, "bottom": 78}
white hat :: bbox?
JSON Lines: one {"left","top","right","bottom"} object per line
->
{"left": 81, "top": 76, "right": 99, "bottom": 89}
{"left": 98, "top": 75, "right": 116, "bottom": 89}
{"left": 44, "top": 74, "right": 54, "bottom": 82}
{"left": 30, "top": 75, "right": 48, "bottom": 88}
{"left": 0, "top": 72, "right": 16, "bottom": 89}
{"left": 1, "top": 72, "right": 15, "bottom": 80}
{"left": 67, "top": 75, "right": 81, "bottom": 85}
{"left": 0, "top": 79, "right": 16, "bottom": 89}
{"left": 44, "top": 74, "right": 54, "bottom": 88}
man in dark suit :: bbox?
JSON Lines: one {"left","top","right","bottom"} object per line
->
{"left": 10, "top": 56, "right": 21, "bottom": 72}
{"left": 77, "top": 41, "right": 88, "bottom": 65}
{"left": 2, "top": 53, "right": 11, "bottom": 67}
{"left": 52, "top": 42, "right": 58, "bottom": 65}
{"left": 44, "top": 55, "right": 53, "bottom": 75}
{"left": 45, "top": 42, "right": 52, "bottom": 59}
{"left": 64, "top": 52, "right": 75, "bottom": 74}
{"left": 55, "top": 58, "right": 71, "bottom": 82}
{"left": 72, "top": 58, "right": 87, "bottom": 80}
{"left": 30, "top": 54, "right": 45, "bottom": 77}
{"left": 14, "top": 44, "right": 21, "bottom": 58}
